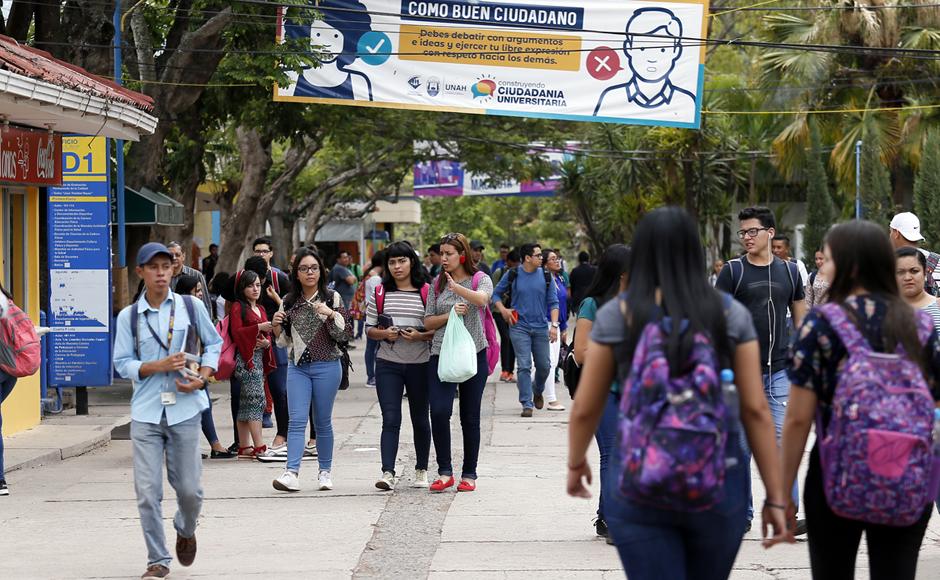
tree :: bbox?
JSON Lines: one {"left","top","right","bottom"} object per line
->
{"left": 802, "top": 124, "right": 835, "bottom": 258}
{"left": 861, "top": 142, "right": 895, "bottom": 228}
{"left": 914, "top": 131, "right": 940, "bottom": 244}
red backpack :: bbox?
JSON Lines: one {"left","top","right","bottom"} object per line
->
{"left": 0, "top": 300, "right": 41, "bottom": 378}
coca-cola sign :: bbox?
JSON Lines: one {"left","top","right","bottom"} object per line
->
{"left": 0, "top": 125, "right": 63, "bottom": 186}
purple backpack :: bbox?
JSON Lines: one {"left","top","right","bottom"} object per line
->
{"left": 618, "top": 309, "right": 731, "bottom": 511}
{"left": 815, "top": 303, "right": 939, "bottom": 526}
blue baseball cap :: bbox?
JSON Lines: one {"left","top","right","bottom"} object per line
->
{"left": 137, "top": 242, "right": 172, "bottom": 266}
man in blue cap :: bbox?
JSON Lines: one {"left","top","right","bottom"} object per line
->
{"left": 113, "top": 242, "right": 223, "bottom": 580}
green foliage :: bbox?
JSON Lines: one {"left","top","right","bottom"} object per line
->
{"left": 418, "top": 196, "right": 572, "bottom": 255}
{"left": 802, "top": 124, "right": 835, "bottom": 258}
{"left": 914, "top": 131, "right": 940, "bottom": 244}
{"left": 860, "top": 143, "right": 895, "bottom": 228}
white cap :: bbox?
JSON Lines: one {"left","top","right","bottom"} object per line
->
{"left": 890, "top": 212, "right": 925, "bottom": 242}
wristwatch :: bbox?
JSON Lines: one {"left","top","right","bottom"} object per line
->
{"left": 551, "top": 322, "right": 560, "bottom": 328}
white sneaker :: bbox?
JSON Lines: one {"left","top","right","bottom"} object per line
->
{"left": 546, "top": 401, "right": 566, "bottom": 411}
{"left": 273, "top": 470, "right": 300, "bottom": 492}
{"left": 318, "top": 470, "right": 333, "bottom": 491}
{"left": 413, "top": 469, "right": 429, "bottom": 488}
{"left": 375, "top": 471, "right": 395, "bottom": 491}
{"left": 304, "top": 442, "right": 318, "bottom": 459}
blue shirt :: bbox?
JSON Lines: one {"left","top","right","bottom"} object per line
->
{"left": 492, "top": 266, "right": 559, "bottom": 329}
{"left": 114, "top": 292, "right": 223, "bottom": 426}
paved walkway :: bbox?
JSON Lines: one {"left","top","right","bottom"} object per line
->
{"left": 2, "top": 358, "right": 939, "bottom": 579}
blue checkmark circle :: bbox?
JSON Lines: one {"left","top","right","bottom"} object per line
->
{"left": 358, "top": 32, "right": 392, "bottom": 66}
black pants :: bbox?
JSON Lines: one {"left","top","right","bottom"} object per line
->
{"left": 805, "top": 447, "right": 932, "bottom": 580}
{"left": 494, "top": 312, "right": 515, "bottom": 374}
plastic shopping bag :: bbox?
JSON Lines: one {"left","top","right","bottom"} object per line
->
{"left": 438, "top": 306, "right": 478, "bottom": 383}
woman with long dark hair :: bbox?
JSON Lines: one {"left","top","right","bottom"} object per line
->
{"left": 778, "top": 221, "right": 940, "bottom": 579}
{"left": 568, "top": 207, "right": 788, "bottom": 578}
{"left": 570, "top": 244, "right": 630, "bottom": 539}
{"left": 896, "top": 246, "right": 940, "bottom": 333}
{"left": 229, "top": 270, "right": 275, "bottom": 459}
{"left": 535, "top": 249, "right": 568, "bottom": 411}
{"left": 366, "top": 241, "right": 434, "bottom": 490}
{"left": 424, "top": 233, "right": 493, "bottom": 493}
{"left": 271, "top": 248, "right": 352, "bottom": 492}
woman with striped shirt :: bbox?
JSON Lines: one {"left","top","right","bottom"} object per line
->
{"left": 366, "top": 241, "right": 434, "bottom": 491}
{"left": 896, "top": 246, "right": 940, "bottom": 332}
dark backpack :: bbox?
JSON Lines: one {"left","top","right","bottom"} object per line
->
{"left": 726, "top": 258, "right": 801, "bottom": 303}
{"left": 502, "top": 266, "right": 553, "bottom": 308}
{"left": 129, "top": 294, "right": 198, "bottom": 358}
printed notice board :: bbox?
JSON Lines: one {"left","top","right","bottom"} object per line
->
{"left": 47, "top": 135, "right": 113, "bottom": 386}
{"left": 274, "top": 0, "right": 708, "bottom": 128}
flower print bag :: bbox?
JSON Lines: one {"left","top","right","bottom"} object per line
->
{"left": 814, "top": 303, "right": 939, "bottom": 526}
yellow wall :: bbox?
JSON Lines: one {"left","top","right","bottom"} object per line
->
{"left": 0, "top": 186, "right": 41, "bottom": 435}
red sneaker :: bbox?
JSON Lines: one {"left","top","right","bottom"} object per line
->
{"left": 429, "top": 476, "right": 455, "bottom": 493}
{"left": 457, "top": 479, "right": 476, "bottom": 492}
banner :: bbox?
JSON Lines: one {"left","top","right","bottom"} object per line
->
{"left": 414, "top": 150, "right": 564, "bottom": 196}
{"left": 275, "top": 0, "right": 708, "bottom": 128}
{"left": 0, "top": 125, "right": 62, "bottom": 186}
{"left": 47, "top": 136, "right": 113, "bottom": 387}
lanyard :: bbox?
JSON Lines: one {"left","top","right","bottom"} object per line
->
{"left": 144, "top": 297, "right": 176, "bottom": 354}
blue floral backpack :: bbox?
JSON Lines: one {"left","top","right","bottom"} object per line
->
{"left": 617, "top": 296, "right": 733, "bottom": 511}
{"left": 814, "top": 303, "right": 940, "bottom": 526}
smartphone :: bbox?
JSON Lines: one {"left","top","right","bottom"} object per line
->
{"left": 510, "top": 309, "right": 520, "bottom": 324}
{"left": 378, "top": 314, "right": 394, "bottom": 329}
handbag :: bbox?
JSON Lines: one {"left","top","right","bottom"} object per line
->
{"left": 562, "top": 330, "right": 581, "bottom": 399}
{"left": 438, "top": 306, "right": 478, "bottom": 383}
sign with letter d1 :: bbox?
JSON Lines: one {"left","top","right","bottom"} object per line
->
{"left": 47, "top": 136, "right": 113, "bottom": 387}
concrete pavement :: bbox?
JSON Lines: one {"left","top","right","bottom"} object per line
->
{"left": 2, "top": 359, "right": 939, "bottom": 579}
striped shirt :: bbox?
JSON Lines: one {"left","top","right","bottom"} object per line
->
{"left": 920, "top": 300, "right": 940, "bottom": 337}
{"left": 365, "top": 287, "right": 430, "bottom": 364}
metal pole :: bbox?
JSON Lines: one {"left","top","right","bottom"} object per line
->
{"left": 76, "top": 386, "right": 89, "bottom": 416}
{"left": 855, "top": 140, "right": 863, "bottom": 220}
{"left": 113, "top": 3, "right": 127, "bottom": 267}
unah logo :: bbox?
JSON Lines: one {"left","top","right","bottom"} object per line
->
{"left": 408, "top": 75, "right": 422, "bottom": 90}
{"left": 427, "top": 77, "right": 440, "bottom": 97}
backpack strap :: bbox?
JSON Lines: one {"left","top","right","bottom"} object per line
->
{"left": 181, "top": 295, "right": 196, "bottom": 325}
{"left": 817, "top": 303, "right": 870, "bottom": 353}
{"left": 130, "top": 305, "right": 140, "bottom": 359}
{"left": 728, "top": 258, "right": 745, "bottom": 298}
{"left": 809, "top": 270, "right": 817, "bottom": 287}
{"left": 785, "top": 260, "right": 800, "bottom": 303}
{"left": 375, "top": 283, "right": 385, "bottom": 315}
{"left": 271, "top": 270, "right": 280, "bottom": 294}
{"left": 420, "top": 283, "right": 430, "bottom": 306}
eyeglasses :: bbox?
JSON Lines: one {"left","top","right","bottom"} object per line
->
{"left": 530, "top": 253, "right": 543, "bottom": 259}
{"left": 254, "top": 249, "right": 272, "bottom": 255}
{"left": 296, "top": 265, "right": 319, "bottom": 274}
{"left": 737, "top": 227, "right": 769, "bottom": 240}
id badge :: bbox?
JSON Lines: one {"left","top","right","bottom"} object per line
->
{"left": 161, "top": 390, "right": 177, "bottom": 406}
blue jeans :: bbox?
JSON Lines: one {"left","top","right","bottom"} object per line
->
{"left": 605, "top": 436, "right": 749, "bottom": 579}
{"left": 131, "top": 414, "right": 203, "bottom": 568}
{"left": 509, "top": 324, "right": 551, "bottom": 408}
{"left": 0, "top": 371, "right": 17, "bottom": 480}
{"left": 742, "top": 369, "right": 799, "bottom": 520}
{"left": 286, "top": 360, "right": 342, "bottom": 473}
{"left": 595, "top": 391, "right": 619, "bottom": 520}
{"left": 375, "top": 359, "right": 431, "bottom": 474}
{"left": 365, "top": 338, "right": 379, "bottom": 381}
{"left": 428, "top": 350, "right": 488, "bottom": 479}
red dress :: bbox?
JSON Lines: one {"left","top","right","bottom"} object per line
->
{"left": 229, "top": 301, "right": 276, "bottom": 375}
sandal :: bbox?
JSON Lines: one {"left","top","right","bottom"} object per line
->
{"left": 237, "top": 446, "right": 256, "bottom": 460}
{"left": 457, "top": 479, "right": 476, "bottom": 492}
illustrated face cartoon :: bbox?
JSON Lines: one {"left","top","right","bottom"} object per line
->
{"left": 625, "top": 32, "right": 680, "bottom": 83}
{"left": 313, "top": 21, "right": 345, "bottom": 63}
